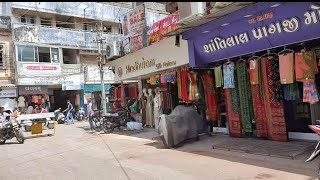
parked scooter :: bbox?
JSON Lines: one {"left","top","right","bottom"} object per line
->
{"left": 76, "top": 107, "right": 86, "bottom": 121}
{"left": 0, "top": 116, "right": 24, "bottom": 144}
{"left": 306, "top": 121, "right": 320, "bottom": 179}
{"left": 54, "top": 108, "right": 65, "bottom": 124}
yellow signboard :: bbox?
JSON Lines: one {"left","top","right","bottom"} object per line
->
{"left": 31, "top": 123, "right": 43, "bottom": 134}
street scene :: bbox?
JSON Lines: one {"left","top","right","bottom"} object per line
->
{"left": 1, "top": 2, "right": 320, "bottom": 180}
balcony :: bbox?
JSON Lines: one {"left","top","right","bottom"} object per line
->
{"left": 12, "top": 24, "right": 126, "bottom": 50}
{"left": 11, "top": 2, "right": 130, "bottom": 22}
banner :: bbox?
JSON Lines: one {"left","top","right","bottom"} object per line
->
{"left": 148, "top": 11, "right": 180, "bottom": 45}
{"left": 84, "top": 84, "right": 111, "bottom": 94}
{"left": 131, "top": 34, "right": 144, "bottom": 52}
{"left": 18, "top": 86, "right": 48, "bottom": 95}
{"left": 182, "top": 2, "right": 320, "bottom": 67}
{"left": 17, "top": 63, "right": 61, "bottom": 76}
{"left": 61, "top": 74, "right": 84, "bottom": 91}
{"left": 0, "top": 88, "right": 17, "bottom": 98}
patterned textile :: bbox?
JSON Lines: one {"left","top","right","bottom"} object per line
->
{"left": 181, "top": 69, "right": 189, "bottom": 103}
{"left": 165, "top": 73, "right": 171, "bottom": 82}
{"left": 201, "top": 73, "right": 218, "bottom": 121}
{"left": 160, "top": 74, "right": 166, "bottom": 84}
{"left": 261, "top": 57, "right": 287, "bottom": 141}
{"left": 251, "top": 84, "right": 268, "bottom": 138}
{"left": 149, "top": 75, "right": 157, "bottom": 85}
{"left": 196, "top": 73, "right": 206, "bottom": 104}
{"left": 188, "top": 72, "right": 199, "bottom": 101}
{"left": 231, "top": 67, "right": 239, "bottom": 113}
{"left": 156, "top": 75, "right": 160, "bottom": 85}
{"left": 303, "top": 80, "right": 319, "bottom": 104}
{"left": 279, "top": 53, "right": 295, "bottom": 84}
{"left": 283, "top": 83, "right": 300, "bottom": 101}
{"left": 214, "top": 66, "right": 223, "bottom": 88}
{"left": 223, "top": 62, "right": 235, "bottom": 89}
{"left": 129, "top": 86, "right": 138, "bottom": 99}
{"left": 270, "top": 57, "right": 284, "bottom": 103}
{"left": 225, "top": 89, "right": 242, "bottom": 137}
{"left": 295, "top": 51, "right": 318, "bottom": 82}
{"left": 177, "top": 70, "right": 182, "bottom": 100}
{"left": 249, "top": 59, "right": 260, "bottom": 85}
{"left": 236, "top": 62, "right": 254, "bottom": 133}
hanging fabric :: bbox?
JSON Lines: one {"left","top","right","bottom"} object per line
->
{"left": 283, "top": 83, "right": 300, "bottom": 101}
{"left": 271, "top": 57, "right": 284, "bottom": 103}
{"left": 177, "top": 70, "right": 182, "bottom": 100}
{"left": 249, "top": 58, "right": 260, "bottom": 85}
{"left": 156, "top": 74, "right": 161, "bottom": 85}
{"left": 196, "top": 73, "right": 206, "bottom": 105}
{"left": 149, "top": 75, "right": 157, "bottom": 85}
{"left": 160, "top": 74, "right": 166, "bottom": 84}
{"left": 279, "top": 52, "right": 295, "bottom": 84}
{"left": 188, "top": 72, "right": 199, "bottom": 101}
{"left": 214, "top": 66, "right": 223, "bottom": 88}
{"left": 303, "top": 80, "right": 319, "bottom": 104}
{"left": 201, "top": 72, "right": 218, "bottom": 121}
{"left": 236, "top": 62, "right": 254, "bottom": 133}
{"left": 223, "top": 62, "right": 235, "bottom": 89}
{"left": 181, "top": 69, "right": 189, "bottom": 103}
{"left": 295, "top": 51, "right": 318, "bottom": 82}
{"left": 261, "top": 57, "right": 287, "bottom": 141}
{"left": 225, "top": 89, "right": 242, "bottom": 137}
{"left": 251, "top": 83, "right": 268, "bottom": 138}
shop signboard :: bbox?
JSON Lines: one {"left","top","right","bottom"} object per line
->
{"left": 182, "top": 2, "right": 320, "bottom": 67}
{"left": 131, "top": 34, "right": 144, "bottom": 52}
{"left": 61, "top": 74, "right": 84, "bottom": 91}
{"left": 84, "top": 84, "right": 111, "bottom": 94}
{"left": 85, "top": 66, "right": 115, "bottom": 82}
{"left": 107, "top": 36, "right": 189, "bottom": 81}
{"left": 61, "top": 64, "right": 82, "bottom": 75}
{"left": 18, "top": 85, "right": 48, "bottom": 95}
{"left": 148, "top": 11, "right": 180, "bottom": 45}
{"left": 17, "top": 63, "right": 61, "bottom": 76}
{"left": 0, "top": 88, "right": 17, "bottom": 98}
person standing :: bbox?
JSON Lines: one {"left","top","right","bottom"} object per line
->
{"left": 63, "top": 99, "right": 74, "bottom": 125}
{"left": 87, "top": 98, "right": 94, "bottom": 130}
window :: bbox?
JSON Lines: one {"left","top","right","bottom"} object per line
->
{"left": 40, "top": 19, "right": 51, "bottom": 26}
{"left": 20, "top": 15, "right": 35, "bottom": 24}
{"left": 17, "top": 45, "right": 59, "bottom": 63}
{"left": 38, "top": 47, "right": 50, "bottom": 63}
{"left": 0, "top": 46, "right": 3, "bottom": 67}
{"left": 18, "top": 45, "right": 36, "bottom": 62}
{"left": 83, "top": 24, "right": 95, "bottom": 31}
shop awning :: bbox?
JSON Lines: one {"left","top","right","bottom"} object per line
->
{"left": 0, "top": 84, "right": 17, "bottom": 88}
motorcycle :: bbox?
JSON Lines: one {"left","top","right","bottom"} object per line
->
{"left": 76, "top": 107, "right": 86, "bottom": 121}
{"left": 101, "top": 106, "right": 135, "bottom": 133}
{"left": 306, "top": 123, "right": 320, "bottom": 179}
{"left": 54, "top": 108, "right": 65, "bottom": 124}
{"left": 0, "top": 116, "right": 25, "bottom": 144}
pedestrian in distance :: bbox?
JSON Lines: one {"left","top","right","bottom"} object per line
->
{"left": 87, "top": 98, "right": 94, "bottom": 131}
{"left": 63, "top": 99, "right": 74, "bottom": 125}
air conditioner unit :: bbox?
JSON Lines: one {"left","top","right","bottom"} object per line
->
{"left": 177, "top": 2, "right": 206, "bottom": 25}
{"left": 106, "top": 41, "right": 122, "bottom": 60}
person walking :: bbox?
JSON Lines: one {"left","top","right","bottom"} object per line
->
{"left": 63, "top": 99, "right": 74, "bottom": 125}
{"left": 87, "top": 98, "right": 94, "bottom": 130}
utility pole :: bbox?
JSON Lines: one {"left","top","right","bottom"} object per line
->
{"left": 94, "top": 24, "right": 107, "bottom": 115}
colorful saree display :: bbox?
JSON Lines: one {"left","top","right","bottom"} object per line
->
{"left": 201, "top": 73, "right": 218, "bottom": 121}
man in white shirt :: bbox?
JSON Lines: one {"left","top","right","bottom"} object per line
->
{"left": 87, "top": 98, "right": 94, "bottom": 131}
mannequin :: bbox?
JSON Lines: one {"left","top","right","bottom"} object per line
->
{"left": 146, "top": 88, "right": 154, "bottom": 127}
{"left": 139, "top": 88, "right": 148, "bottom": 125}
{"left": 153, "top": 87, "right": 162, "bottom": 130}
{"left": 18, "top": 95, "right": 26, "bottom": 112}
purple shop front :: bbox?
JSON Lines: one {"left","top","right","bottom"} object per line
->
{"left": 182, "top": 2, "right": 320, "bottom": 67}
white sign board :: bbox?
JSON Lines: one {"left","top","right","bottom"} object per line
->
{"left": 17, "top": 63, "right": 61, "bottom": 76}
{"left": 106, "top": 36, "right": 189, "bottom": 81}
{"left": 0, "top": 88, "right": 17, "bottom": 98}
{"left": 61, "top": 74, "right": 84, "bottom": 91}
{"left": 85, "top": 66, "right": 115, "bottom": 82}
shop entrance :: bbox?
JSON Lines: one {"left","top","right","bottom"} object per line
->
{"left": 52, "top": 89, "right": 80, "bottom": 112}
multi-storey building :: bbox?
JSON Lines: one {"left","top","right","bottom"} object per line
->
{"left": 0, "top": 2, "right": 169, "bottom": 111}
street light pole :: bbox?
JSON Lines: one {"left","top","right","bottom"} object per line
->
{"left": 95, "top": 26, "right": 107, "bottom": 115}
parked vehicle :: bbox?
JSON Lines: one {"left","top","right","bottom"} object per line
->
{"left": 0, "top": 116, "right": 24, "bottom": 144}
{"left": 54, "top": 108, "right": 65, "bottom": 124}
{"left": 306, "top": 122, "right": 320, "bottom": 179}
{"left": 101, "top": 107, "right": 135, "bottom": 133}
{"left": 76, "top": 107, "right": 86, "bottom": 121}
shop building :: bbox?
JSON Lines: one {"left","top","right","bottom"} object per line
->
{"left": 106, "top": 36, "right": 189, "bottom": 127}
{"left": 181, "top": 2, "right": 320, "bottom": 141}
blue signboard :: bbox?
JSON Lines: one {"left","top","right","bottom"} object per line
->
{"left": 182, "top": 2, "right": 320, "bottom": 67}
{"left": 84, "top": 84, "right": 111, "bottom": 94}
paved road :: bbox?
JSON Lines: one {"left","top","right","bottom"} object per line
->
{"left": 0, "top": 121, "right": 317, "bottom": 180}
